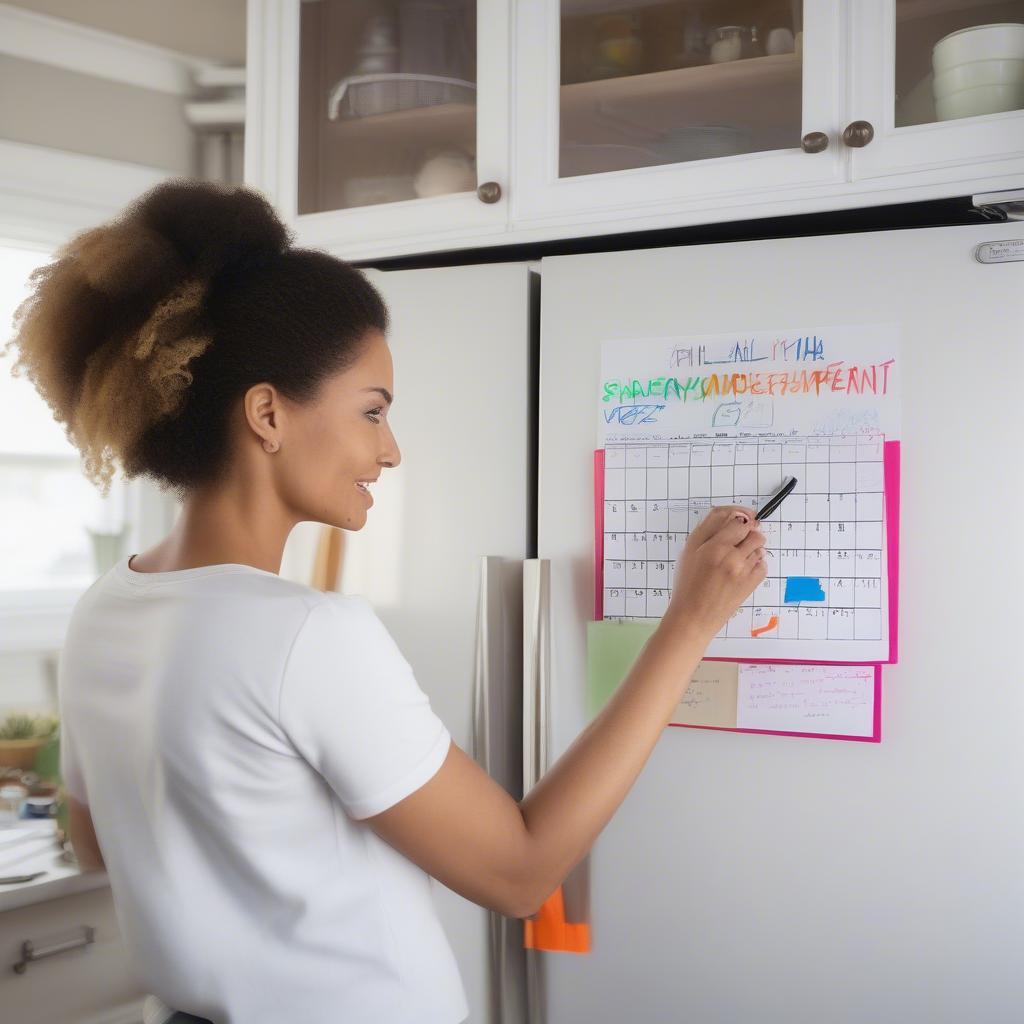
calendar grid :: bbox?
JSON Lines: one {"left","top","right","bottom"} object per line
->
{"left": 602, "top": 435, "right": 886, "bottom": 643}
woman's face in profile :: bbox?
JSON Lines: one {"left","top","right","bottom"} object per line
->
{"left": 276, "top": 328, "right": 401, "bottom": 532}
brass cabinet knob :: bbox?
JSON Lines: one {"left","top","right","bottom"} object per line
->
{"left": 476, "top": 181, "right": 502, "bottom": 204}
{"left": 801, "top": 131, "right": 829, "bottom": 153}
{"left": 842, "top": 120, "right": 875, "bottom": 148}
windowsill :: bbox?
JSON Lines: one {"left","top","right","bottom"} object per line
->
{"left": 0, "top": 585, "right": 91, "bottom": 653}
{"left": 1, "top": 477, "right": 180, "bottom": 655}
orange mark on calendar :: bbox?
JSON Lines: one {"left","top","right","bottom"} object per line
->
{"left": 751, "top": 616, "right": 779, "bottom": 638}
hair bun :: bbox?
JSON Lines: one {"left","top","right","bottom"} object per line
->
{"left": 133, "top": 179, "right": 293, "bottom": 282}
{"left": 50, "top": 179, "right": 293, "bottom": 306}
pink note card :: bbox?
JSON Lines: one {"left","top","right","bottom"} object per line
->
{"left": 669, "top": 663, "right": 882, "bottom": 744}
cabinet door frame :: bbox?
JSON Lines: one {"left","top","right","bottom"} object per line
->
{"left": 848, "top": 0, "right": 1024, "bottom": 182}
{"left": 511, "top": 0, "right": 846, "bottom": 230}
{"left": 244, "top": 0, "right": 511, "bottom": 260}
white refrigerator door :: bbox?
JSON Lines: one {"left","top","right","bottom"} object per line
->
{"left": 339, "top": 263, "right": 533, "bottom": 1024}
{"left": 537, "top": 222, "right": 1024, "bottom": 1023}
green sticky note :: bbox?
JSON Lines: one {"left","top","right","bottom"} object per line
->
{"left": 586, "top": 620, "right": 659, "bottom": 718}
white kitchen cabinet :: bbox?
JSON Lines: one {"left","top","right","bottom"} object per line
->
{"left": 850, "top": 0, "right": 1024, "bottom": 182}
{"left": 245, "top": 0, "right": 511, "bottom": 258}
{"left": 512, "top": 0, "right": 845, "bottom": 225}
{"left": 245, "top": 1, "right": 1024, "bottom": 260}
{"left": 0, "top": 885, "right": 147, "bottom": 1024}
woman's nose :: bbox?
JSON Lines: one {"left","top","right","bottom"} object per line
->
{"left": 380, "top": 423, "right": 401, "bottom": 469}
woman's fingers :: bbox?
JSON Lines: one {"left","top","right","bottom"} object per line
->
{"left": 689, "top": 505, "right": 756, "bottom": 548}
{"left": 708, "top": 514, "right": 762, "bottom": 552}
{"left": 736, "top": 530, "right": 766, "bottom": 559}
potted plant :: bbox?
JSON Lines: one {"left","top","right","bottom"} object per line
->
{"left": 0, "top": 713, "right": 59, "bottom": 770}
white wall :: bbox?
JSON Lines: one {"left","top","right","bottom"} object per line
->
{"left": 0, "top": 54, "right": 197, "bottom": 174}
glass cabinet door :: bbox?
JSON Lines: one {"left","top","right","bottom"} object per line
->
{"left": 298, "top": 0, "right": 478, "bottom": 214}
{"left": 851, "top": 0, "right": 1024, "bottom": 181}
{"left": 895, "top": 0, "right": 1024, "bottom": 129}
{"left": 515, "top": 1, "right": 842, "bottom": 224}
{"left": 558, "top": 0, "right": 805, "bottom": 178}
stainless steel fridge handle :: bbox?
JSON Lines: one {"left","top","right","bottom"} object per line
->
{"left": 473, "top": 556, "right": 531, "bottom": 1024}
{"left": 472, "top": 557, "right": 490, "bottom": 771}
{"left": 522, "top": 560, "right": 550, "bottom": 793}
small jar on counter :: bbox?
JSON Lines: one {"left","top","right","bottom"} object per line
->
{"left": 25, "top": 795, "right": 57, "bottom": 818}
{"left": 0, "top": 782, "right": 29, "bottom": 827}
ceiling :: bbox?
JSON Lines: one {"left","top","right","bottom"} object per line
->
{"left": 8, "top": 0, "right": 247, "bottom": 63}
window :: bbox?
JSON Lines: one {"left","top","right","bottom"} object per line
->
{"left": 0, "top": 243, "right": 130, "bottom": 591}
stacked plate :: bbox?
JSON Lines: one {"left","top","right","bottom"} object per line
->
{"left": 651, "top": 125, "right": 752, "bottom": 163}
{"left": 933, "top": 23, "right": 1024, "bottom": 120}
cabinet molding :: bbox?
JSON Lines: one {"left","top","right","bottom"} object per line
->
{"left": 0, "top": 140, "right": 172, "bottom": 247}
{"left": 0, "top": 4, "right": 212, "bottom": 96}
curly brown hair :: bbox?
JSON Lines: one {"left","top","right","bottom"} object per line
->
{"left": 3, "top": 179, "right": 389, "bottom": 501}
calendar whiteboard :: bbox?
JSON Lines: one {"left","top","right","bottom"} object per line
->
{"left": 597, "top": 326, "right": 900, "bottom": 662}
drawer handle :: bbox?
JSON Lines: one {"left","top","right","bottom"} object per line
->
{"left": 13, "top": 925, "right": 95, "bottom": 974}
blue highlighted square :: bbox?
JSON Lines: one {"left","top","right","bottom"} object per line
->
{"left": 784, "top": 576, "right": 826, "bottom": 603}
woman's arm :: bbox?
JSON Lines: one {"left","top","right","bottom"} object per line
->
{"left": 68, "top": 796, "right": 107, "bottom": 873}
{"left": 367, "top": 505, "right": 765, "bottom": 917}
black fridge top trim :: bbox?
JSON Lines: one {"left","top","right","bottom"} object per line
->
{"left": 354, "top": 194, "right": 999, "bottom": 273}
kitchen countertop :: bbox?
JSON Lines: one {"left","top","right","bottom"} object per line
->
{"left": 0, "top": 819, "right": 109, "bottom": 912}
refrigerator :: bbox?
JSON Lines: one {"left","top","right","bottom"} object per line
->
{"left": 334, "top": 215, "right": 1024, "bottom": 1024}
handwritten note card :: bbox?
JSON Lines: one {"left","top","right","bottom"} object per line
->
{"left": 735, "top": 664, "right": 876, "bottom": 738}
{"left": 671, "top": 660, "right": 738, "bottom": 729}
{"left": 587, "top": 621, "right": 880, "bottom": 741}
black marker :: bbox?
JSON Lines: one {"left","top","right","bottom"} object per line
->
{"left": 755, "top": 476, "right": 797, "bottom": 521}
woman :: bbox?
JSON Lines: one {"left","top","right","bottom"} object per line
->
{"left": 5, "top": 181, "right": 766, "bottom": 1024}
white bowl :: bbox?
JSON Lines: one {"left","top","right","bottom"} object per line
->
{"left": 935, "top": 81, "right": 1024, "bottom": 119}
{"left": 933, "top": 57, "right": 1024, "bottom": 98}
{"left": 933, "top": 23, "right": 1024, "bottom": 73}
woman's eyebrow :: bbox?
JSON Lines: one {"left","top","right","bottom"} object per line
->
{"left": 361, "top": 386, "right": 393, "bottom": 406}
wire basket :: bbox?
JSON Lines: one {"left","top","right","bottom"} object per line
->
{"left": 327, "top": 73, "right": 476, "bottom": 120}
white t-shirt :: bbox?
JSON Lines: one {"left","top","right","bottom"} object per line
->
{"left": 58, "top": 555, "right": 468, "bottom": 1024}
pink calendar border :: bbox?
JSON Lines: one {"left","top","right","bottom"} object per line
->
{"left": 594, "top": 448, "right": 605, "bottom": 621}
{"left": 883, "top": 440, "right": 900, "bottom": 664}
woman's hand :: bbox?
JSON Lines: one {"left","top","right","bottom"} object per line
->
{"left": 663, "top": 504, "right": 767, "bottom": 640}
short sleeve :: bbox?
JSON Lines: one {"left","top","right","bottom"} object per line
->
{"left": 278, "top": 595, "right": 451, "bottom": 820}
